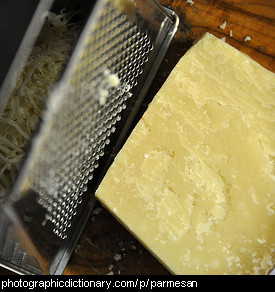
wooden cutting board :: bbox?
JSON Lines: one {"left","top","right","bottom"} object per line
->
{"left": 63, "top": 0, "right": 275, "bottom": 275}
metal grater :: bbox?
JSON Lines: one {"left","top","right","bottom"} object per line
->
{"left": 0, "top": 0, "right": 178, "bottom": 274}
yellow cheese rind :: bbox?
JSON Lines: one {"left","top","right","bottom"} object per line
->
{"left": 96, "top": 33, "right": 275, "bottom": 275}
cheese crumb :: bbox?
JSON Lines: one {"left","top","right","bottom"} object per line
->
{"left": 219, "top": 21, "right": 227, "bottom": 30}
{"left": 92, "top": 207, "right": 103, "bottom": 215}
{"left": 113, "top": 253, "right": 122, "bottom": 261}
{"left": 244, "top": 35, "right": 252, "bottom": 42}
{"left": 229, "top": 30, "right": 233, "bottom": 37}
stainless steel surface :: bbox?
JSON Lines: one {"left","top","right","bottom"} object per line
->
{"left": 0, "top": 0, "right": 178, "bottom": 275}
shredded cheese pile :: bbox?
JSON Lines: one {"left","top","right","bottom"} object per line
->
{"left": 0, "top": 11, "right": 79, "bottom": 197}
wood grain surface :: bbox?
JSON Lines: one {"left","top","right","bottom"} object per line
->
{"left": 61, "top": 0, "right": 275, "bottom": 275}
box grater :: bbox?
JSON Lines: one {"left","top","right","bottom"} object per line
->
{"left": 0, "top": 0, "right": 178, "bottom": 274}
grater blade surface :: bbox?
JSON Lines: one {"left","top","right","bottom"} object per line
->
{"left": 25, "top": 0, "right": 152, "bottom": 239}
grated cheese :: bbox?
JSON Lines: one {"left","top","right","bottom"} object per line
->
{"left": 0, "top": 11, "right": 80, "bottom": 197}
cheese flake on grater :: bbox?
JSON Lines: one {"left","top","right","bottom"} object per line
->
{"left": 96, "top": 33, "right": 275, "bottom": 275}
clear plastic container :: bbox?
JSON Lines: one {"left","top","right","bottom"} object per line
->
{"left": 0, "top": 0, "right": 178, "bottom": 274}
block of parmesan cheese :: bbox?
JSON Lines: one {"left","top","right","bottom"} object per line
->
{"left": 95, "top": 33, "right": 275, "bottom": 275}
